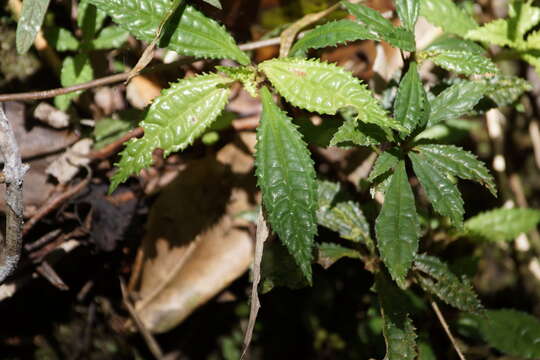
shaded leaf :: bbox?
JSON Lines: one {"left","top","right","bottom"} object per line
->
{"left": 415, "top": 144, "right": 496, "bottom": 196}
{"left": 216, "top": 65, "right": 258, "bottom": 97}
{"left": 16, "top": 0, "right": 51, "bottom": 54}
{"left": 110, "top": 74, "right": 233, "bottom": 191}
{"left": 475, "top": 309, "right": 540, "bottom": 359}
{"left": 317, "top": 180, "right": 371, "bottom": 244}
{"left": 88, "top": 0, "right": 249, "bottom": 64}
{"left": 425, "top": 35, "right": 485, "bottom": 54}
{"left": 464, "top": 207, "right": 540, "bottom": 241}
{"left": 261, "top": 238, "right": 309, "bottom": 293}
{"left": 427, "top": 81, "right": 487, "bottom": 127}
{"left": 92, "top": 26, "right": 130, "bottom": 49}
{"left": 330, "top": 116, "right": 390, "bottom": 147}
{"left": 255, "top": 87, "right": 318, "bottom": 283}
{"left": 409, "top": 151, "right": 464, "bottom": 228}
{"left": 414, "top": 254, "right": 482, "bottom": 313}
{"left": 394, "top": 62, "right": 429, "bottom": 136}
{"left": 376, "top": 272, "right": 418, "bottom": 360}
{"left": 78, "top": 0, "right": 108, "bottom": 43}
{"left": 480, "top": 75, "right": 532, "bottom": 106}
{"left": 368, "top": 149, "right": 401, "bottom": 182}
{"left": 420, "top": 0, "right": 477, "bottom": 37}
{"left": 55, "top": 54, "right": 94, "bottom": 111}
{"left": 203, "top": 0, "right": 222, "bottom": 9}
{"left": 317, "top": 243, "right": 361, "bottom": 269}
{"left": 259, "top": 58, "right": 403, "bottom": 130}
{"left": 375, "top": 161, "right": 419, "bottom": 286}
{"left": 422, "top": 50, "right": 498, "bottom": 76}
{"left": 44, "top": 27, "right": 80, "bottom": 51}
{"left": 290, "top": 19, "right": 378, "bottom": 57}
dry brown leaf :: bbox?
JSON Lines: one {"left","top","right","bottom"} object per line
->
{"left": 129, "top": 134, "right": 257, "bottom": 333}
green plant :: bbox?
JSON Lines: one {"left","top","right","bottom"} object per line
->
{"left": 61, "top": 0, "right": 540, "bottom": 357}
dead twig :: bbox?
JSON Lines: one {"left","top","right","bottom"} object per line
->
{"left": 120, "top": 278, "right": 165, "bottom": 360}
{"left": 23, "top": 166, "right": 92, "bottom": 236}
{"left": 0, "top": 104, "right": 29, "bottom": 283}
{"left": 431, "top": 301, "right": 467, "bottom": 360}
{"left": 88, "top": 127, "right": 144, "bottom": 160}
{"left": 241, "top": 208, "right": 269, "bottom": 360}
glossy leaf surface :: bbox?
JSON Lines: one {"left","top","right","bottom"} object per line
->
{"left": 394, "top": 62, "right": 429, "bottom": 136}
{"left": 409, "top": 151, "right": 464, "bottom": 228}
{"left": 368, "top": 149, "right": 401, "bottom": 182}
{"left": 414, "top": 254, "right": 482, "bottom": 313}
{"left": 88, "top": 0, "right": 249, "bottom": 64}
{"left": 375, "top": 161, "right": 419, "bottom": 285}
{"left": 259, "top": 58, "right": 402, "bottom": 130}
{"left": 416, "top": 144, "right": 496, "bottom": 196}
{"left": 423, "top": 50, "right": 498, "bottom": 75}
{"left": 396, "top": 0, "right": 420, "bottom": 31}
{"left": 111, "top": 74, "right": 233, "bottom": 191}
{"left": 255, "top": 87, "right": 318, "bottom": 283}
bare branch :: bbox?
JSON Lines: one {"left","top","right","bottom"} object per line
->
{"left": 0, "top": 103, "right": 29, "bottom": 283}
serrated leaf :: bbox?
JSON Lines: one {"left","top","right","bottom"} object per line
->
{"left": 55, "top": 54, "right": 94, "bottom": 111}
{"left": 476, "top": 309, "right": 540, "bottom": 358}
{"left": 203, "top": 0, "right": 222, "bottom": 9}
{"left": 290, "top": 20, "right": 378, "bottom": 57}
{"left": 425, "top": 35, "right": 485, "bottom": 55}
{"left": 375, "top": 161, "right": 419, "bottom": 286}
{"left": 259, "top": 58, "right": 403, "bottom": 131}
{"left": 91, "top": 26, "right": 130, "bottom": 49}
{"left": 330, "top": 116, "right": 390, "bottom": 147}
{"left": 216, "top": 65, "right": 258, "bottom": 97}
{"left": 409, "top": 151, "right": 464, "bottom": 228}
{"left": 368, "top": 149, "right": 401, "bottom": 182}
{"left": 44, "top": 27, "right": 80, "bottom": 51}
{"left": 317, "top": 180, "right": 371, "bottom": 244}
{"left": 422, "top": 50, "right": 499, "bottom": 76}
{"left": 376, "top": 272, "right": 418, "bottom": 360}
{"left": 396, "top": 0, "right": 420, "bottom": 31}
{"left": 342, "top": 1, "right": 415, "bottom": 51}
{"left": 464, "top": 207, "right": 540, "bottom": 241}
{"left": 415, "top": 144, "right": 496, "bottom": 196}
{"left": 428, "top": 81, "right": 487, "bottom": 127}
{"left": 110, "top": 73, "right": 233, "bottom": 191}
{"left": 465, "top": 19, "right": 512, "bottom": 47}
{"left": 480, "top": 75, "right": 532, "bottom": 106}
{"left": 255, "top": 87, "right": 318, "bottom": 283}
{"left": 16, "top": 0, "right": 52, "bottom": 54}
{"left": 414, "top": 254, "right": 482, "bottom": 313}
{"left": 394, "top": 62, "right": 429, "bottom": 136}
{"left": 317, "top": 243, "right": 362, "bottom": 269}
{"left": 420, "top": 0, "right": 477, "bottom": 37}
{"left": 88, "top": 0, "right": 249, "bottom": 65}
{"left": 509, "top": 0, "right": 540, "bottom": 41}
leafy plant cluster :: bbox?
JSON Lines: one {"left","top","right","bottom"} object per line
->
{"left": 16, "top": 0, "right": 540, "bottom": 358}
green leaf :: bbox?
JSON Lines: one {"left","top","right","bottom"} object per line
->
{"left": 317, "top": 243, "right": 362, "bottom": 269}
{"left": 414, "top": 254, "right": 482, "bottom": 313}
{"left": 216, "top": 65, "right": 258, "bottom": 97}
{"left": 465, "top": 19, "right": 512, "bottom": 47}
{"left": 376, "top": 272, "right": 418, "bottom": 360}
{"left": 394, "top": 62, "right": 429, "bottom": 136}
{"left": 342, "top": 1, "right": 416, "bottom": 51}
{"left": 480, "top": 75, "right": 532, "bottom": 106}
{"left": 290, "top": 20, "right": 378, "bottom": 57}
{"left": 44, "top": 27, "right": 80, "bottom": 51}
{"left": 88, "top": 0, "right": 249, "bottom": 65}
{"left": 368, "top": 149, "right": 401, "bottom": 182}
{"left": 409, "top": 151, "right": 464, "bottom": 228}
{"left": 91, "top": 26, "right": 130, "bottom": 49}
{"left": 509, "top": 0, "right": 540, "bottom": 41}
{"left": 317, "top": 180, "right": 371, "bottom": 244}
{"left": 110, "top": 73, "right": 233, "bottom": 191}
{"left": 476, "top": 309, "right": 540, "bottom": 358}
{"left": 255, "top": 87, "right": 318, "bottom": 283}
{"left": 427, "top": 81, "right": 487, "bottom": 127}
{"left": 395, "top": 0, "right": 420, "bottom": 31}
{"left": 259, "top": 58, "right": 403, "bottom": 131}
{"left": 16, "top": 0, "right": 52, "bottom": 54}
{"left": 421, "top": 50, "right": 499, "bottom": 76}
{"left": 425, "top": 35, "right": 485, "bottom": 54}
{"left": 202, "top": 0, "right": 222, "bottom": 9}
{"left": 78, "top": 0, "right": 108, "bottom": 43}
{"left": 54, "top": 54, "right": 94, "bottom": 111}
{"left": 415, "top": 144, "right": 496, "bottom": 196}
{"left": 420, "top": 0, "right": 478, "bottom": 37}
{"left": 330, "top": 116, "right": 390, "bottom": 147}
{"left": 464, "top": 207, "right": 540, "bottom": 241}
{"left": 375, "top": 161, "right": 419, "bottom": 286}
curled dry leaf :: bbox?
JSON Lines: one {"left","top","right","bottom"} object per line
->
{"left": 129, "top": 133, "right": 257, "bottom": 333}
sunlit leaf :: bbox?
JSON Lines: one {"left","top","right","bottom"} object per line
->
{"left": 396, "top": 0, "right": 420, "bottom": 31}
{"left": 420, "top": 0, "right": 477, "bottom": 37}
{"left": 422, "top": 50, "right": 499, "bottom": 75}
